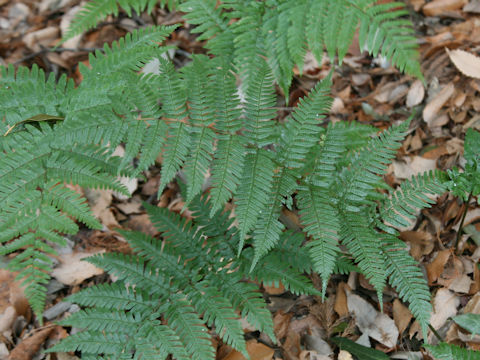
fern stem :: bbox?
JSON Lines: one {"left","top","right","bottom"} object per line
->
{"left": 428, "top": 324, "right": 443, "bottom": 342}
{"left": 454, "top": 191, "right": 473, "bottom": 254}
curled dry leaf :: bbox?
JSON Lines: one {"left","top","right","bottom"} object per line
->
{"left": 430, "top": 288, "right": 459, "bottom": 331}
{"left": 393, "top": 299, "right": 413, "bottom": 335}
{"left": 406, "top": 80, "right": 425, "bottom": 108}
{"left": 423, "top": 83, "right": 455, "bottom": 127}
{"left": 446, "top": 48, "right": 480, "bottom": 79}
{"left": 392, "top": 156, "right": 437, "bottom": 180}
{"left": 423, "top": 0, "right": 468, "bottom": 16}
{"left": 346, "top": 291, "right": 399, "bottom": 348}
{"left": 8, "top": 326, "right": 55, "bottom": 360}
{"left": 51, "top": 251, "right": 105, "bottom": 286}
{"left": 426, "top": 249, "right": 452, "bottom": 284}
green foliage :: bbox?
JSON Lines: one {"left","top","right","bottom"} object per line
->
{"left": 425, "top": 343, "right": 480, "bottom": 360}
{"left": 453, "top": 313, "right": 480, "bottom": 336}
{"left": 48, "top": 196, "right": 316, "bottom": 359}
{"left": 446, "top": 128, "right": 480, "bottom": 202}
{"left": 331, "top": 337, "right": 389, "bottom": 359}
{"left": 67, "top": 0, "right": 422, "bottom": 94}
{"left": 0, "top": 25, "right": 175, "bottom": 321}
{"left": 0, "top": 0, "right": 444, "bottom": 353}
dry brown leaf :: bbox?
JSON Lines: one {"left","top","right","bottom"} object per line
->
{"left": 264, "top": 282, "right": 285, "bottom": 295}
{"left": 127, "top": 214, "right": 158, "bottom": 237}
{"left": 426, "top": 249, "right": 452, "bottom": 284}
{"left": 430, "top": 288, "right": 459, "bottom": 331}
{"left": 273, "top": 311, "right": 292, "bottom": 340}
{"left": 85, "top": 188, "right": 119, "bottom": 228}
{"left": 423, "top": 0, "right": 468, "bottom": 16}
{"left": 406, "top": 80, "right": 425, "bottom": 108}
{"left": 9, "top": 327, "right": 55, "bottom": 360}
{"left": 0, "top": 306, "right": 17, "bottom": 333}
{"left": 334, "top": 282, "right": 349, "bottom": 317}
{"left": 448, "top": 274, "right": 472, "bottom": 293}
{"left": 446, "top": 48, "right": 480, "bottom": 79}
{"left": 51, "top": 251, "right": 105, "bottom": 285}
{"left": 393, "top": 299, "right": 413, "bottom": 335}
{"left": 346, "top": 291, "right": 399, "bottom": 348}
{"left": 423, "top": 83, "right": 455, "bottom": 127}
{"left": 392, "top": 156, "right": 437, "bottom": 180}
{"left": 399, "top": 231, "right": 434, "bottom": 260}
{"left": 464, "top": 0, "right": 480, "bottom": 12}
{"left": 223, "top": 341, "right": 274, "bottom": 360}
{"left": 0, "top": 269, "right": 28, "bottom": 318}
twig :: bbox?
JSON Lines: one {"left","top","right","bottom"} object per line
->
{"left": 428, "top": 324, "right": 443, "bottom": 342}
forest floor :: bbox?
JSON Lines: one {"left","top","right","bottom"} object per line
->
{"left": 0, "top": 0, "right": 479, "bottom": 359}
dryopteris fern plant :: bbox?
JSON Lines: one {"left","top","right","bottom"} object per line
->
{"left": 0, "top": 25, "right": 177, "bottom": 320}
{"left": 1, "top": 2, "right": 440, "bottom": 345}
{"left": 64, "top": 0, "right": 422, "bottom": 95}
{"left": 48, "top": 194, "right": 318, "bottom": 359}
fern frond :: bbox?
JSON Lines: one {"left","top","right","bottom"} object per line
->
{"left": 359, "top": 2, "right": 422, "bottom": 79}
{"left": 63, "top": 0, "right": 173, "bottom": 41}
{"left": 251, "top": 252, "right": 320, "bottom": 296}
{"left": 382, "top": 235, "right": 431, "bottom": 339}
{"left": 235, "top": 149, "right": 276, "bottom": 250}
{"left": 156, "top": 58, "right": 190, "bottom": 195}
{"left": 182, "top": 55, "right": 216, "bottom": 203}
{"left": 340, "top": 212, "right": 386, "bottom": 301}
{"left": 426, "top": 343, "right": 480, "bottom": 360}
{"left": 209, "top": 63, "right": 244, "bottom": 215}
{"left": 179, "top": 0, "right": 234, "bottom": 56}
{"left": 341, "top": 119, "right": 409, "bottom": 210}
{"left": 243, "top": 59, "right": 277, "bottom": 147}
{"left": 163, "top": 297, "right": 216, "bottom": 360}
{"left": 278, "top": 76, "right": 332, "bottom": 169}
{"left": 297, "top": 185, "right": 340, "bottom": 296}
{"left": 187, "top": 283, "right": 247, "bottom": 356}
{"left": 378, "top": 170, "right": 446, "bottom": 233}
{"left": 216, "top": 274, "right": 275, "bottom": 341}
{"left": 251, "top": 168, "right": 297, "bottom": 269}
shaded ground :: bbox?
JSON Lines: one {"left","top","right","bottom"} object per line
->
{"left": 0, "top": 0, "right": 479, "bottom": 359}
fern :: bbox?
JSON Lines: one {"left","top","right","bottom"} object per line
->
{"left": 0, "top": 3, "right": 443, "bottom": 352}
{"left": 49, "top": 196, "right": 316, "bottom": 359}
{"left": 67, "top": 0, "right": 422, "bottom": 94}
{"left": 426, "top": 343, "right": 480, "bottom": 360}
{"left": 0, "top": 26, "right": 175, "bottom": 320}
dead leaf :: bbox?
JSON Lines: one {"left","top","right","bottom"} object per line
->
{"left": 0, "top": 306, "right": 17, "bottom": 333}
{"left": 127, "top": 214, "right": 158, "bottom": 237}
{"left": 51, "top": 251, "right": 105, "bottom": 285}
{"left": 400, "top": 231, "right": 434, "bottom": 260}
{"left": 423, "top": 83, "right": 455, "bottom": 127}
{"left": 273, "top": 311, "right": 292, "bottom": 340}
{"left": 430, "top": 288, "right": 459, "bottom": 330}
{"left": 406, "top": 80, "right": 425, "bottom": 108}
{"left": 264, "top": 282, "right": 285, "bottom": 295}
{"left": 346, "top": 291, "right": 399, "bottom": 348}
{"left": 423, "top": 0, "right": 468, "bottom": 16}
{"left": 426, "top": 249, "right": 452, "bottom": 284}
{"left": 223, "top": 340, "right": 274, "bottom": 360}
{"left": 464, "top": 0, "right": 480, "bottom": 12}
{"left": 393, "top": 299, "right": 413, "bottom": 335}
{"left": 448, "top": 274, "right": 472, "bottom": 293}
{"left": 9, "top": 327, "right": 55, "bottom": 360}
{"left": 334, "top": 282, "right": 349, "bottom": 317}
{"left": 446, "top": 48, "right": 480, "bottom": 79}
{"left": 392, "top": 156, "right": 437, "bottom": 180}
{"left": 0, "top": 269, "right": 28, "bottom": 317}
{"left": 85, "top": 188, "right": 119, "bottom": 228}
{"left": 338, "top": 350, "right": 353, "bottom": 360}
